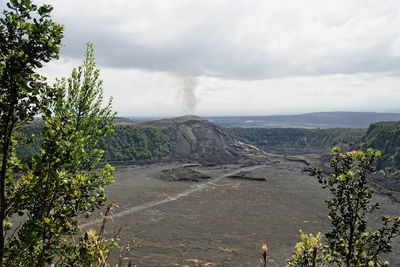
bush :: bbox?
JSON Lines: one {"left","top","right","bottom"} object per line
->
{"left": 287, "top": 147, "right": 400, "bottom": 267}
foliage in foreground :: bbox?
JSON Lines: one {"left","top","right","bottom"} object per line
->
{"left": 4, "top": 42, "right": 121, "bottom": 265}
{"left": 287, "top": 231, "right": 328, "bottom": 267}
{"left": 0, "top": 0, "right": 64, "bottom": 263}
{"left": 287, "top": 148, "right": 400, "bottom": 267}
{"left": 0, "top": 0, "right": 130, "bottom": 263}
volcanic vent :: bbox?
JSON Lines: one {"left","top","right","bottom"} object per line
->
{"left": 141, "top": 115, "right": 261, "bottom": 163}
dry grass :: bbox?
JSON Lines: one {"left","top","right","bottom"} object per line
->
{"left": 77, "top": 201, "right": 142, "bottom": 267}
{"left": 261, "top": 244, "right": 267, "bottom": 267}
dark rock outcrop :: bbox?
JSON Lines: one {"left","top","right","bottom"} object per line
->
{"left": 141, "top": 115, "right": 262, "bottom": 163}
{"left": 159, "top": 168, "right": 211, "bottom": 182}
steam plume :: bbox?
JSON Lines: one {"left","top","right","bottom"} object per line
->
{"left": 174, "top": 75, "right": 199, "bottom": 113}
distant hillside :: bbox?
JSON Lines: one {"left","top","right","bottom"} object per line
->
{"left": 355, "top": 121, "right": 400, "bottom": 193}
{"left": 228, "top": 127, "right": 366, "bottom": 149}
{"left": 228, "top": 123, "right": 400, "bottom": 171}
{"left": 140, "top": 115, "right": 207, "bottom": 128}
{"left": 17, "top": 116, "right": 262, "bottom": 164}
{"left": 114, "top": 116, "right": 136, "bottom": 125}
{"left": 207, "top": 112, "right": 400, "bottom": 128}
{"left": 229, "top": 122, "right": 400, "bottom": 192}
{"left": 16, "top": 121, "right": 171, "bottom": 162}
{"left": 141, "top": 115, "right": 262, "bottom": 163}
{"left": 16, "top": 115, "right": 400, "bottom": 175}
{"left": 98, "top": 125, "right": 170, "bottom": 162}
{"left": 362, "top": 121, "right": 400, "bottom": 170}
{"left": 15, "top": 120, "right": 43, "bottom": 160}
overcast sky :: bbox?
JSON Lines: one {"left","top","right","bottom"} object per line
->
{"left": 2, "top": 0, "right": 400, "bottom": 116}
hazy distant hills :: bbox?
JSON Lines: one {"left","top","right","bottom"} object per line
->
{"left": 204, "top": 112, "right": 400, "bottom": 128}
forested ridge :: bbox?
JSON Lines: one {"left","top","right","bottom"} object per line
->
{"left": 229, "top": 123, "right": 400, "bottom": 176}
{"left": 16, "top": 120, "right": 171, "bottom": 162}
{"left": 361, "top": 121, "right": 400, "bottom": 170}
{"left": 228, "top": 127, "right": 366, "bottom": 148}
{"left": 17, "top": 119, "right": 400, "bottom": 173}
{"left": 98, "top": 124, "right": 170, "bottom": 161}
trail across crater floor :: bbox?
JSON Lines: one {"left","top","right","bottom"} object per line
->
{"left": 81, "top": 164, "right": 265, "bottom": 228}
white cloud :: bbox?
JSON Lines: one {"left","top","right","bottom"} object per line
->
{"left": 32, "top": 0, "right": 400, "bottom": 78}
{"left": 11, "top": 0, "right": 400, "bottom": 115}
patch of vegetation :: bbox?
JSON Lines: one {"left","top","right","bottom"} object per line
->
{"left": 229, "top": 124, "right": 400, "bottom": 176}
{"left": 228, "top": 127, "right": 366, "bottom": 149}
{"left": 287, "top": 148, "right": 400, "bottom": 266}
{"left": 98, "top": 125, "right": 170, "bottom": 161}
{"left": 16, "top": 123, "right": 170, "bottom": 162}
{"left": 15, "top": 120, "right": 43, "bottom": 160}
{"left": 362, "top": 121, "right": 400, "bottom": 170}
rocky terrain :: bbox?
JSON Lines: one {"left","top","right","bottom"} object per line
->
{"left": 159, "top": 167, "right": 211, "bottom": 182}
{"left": 76, "top": 115, "right": 400, "bottom": 266}
{"left": 81, "top": 156, "right": 400, "bottom": 266}
{"left": 141, "top": 115, "right": 262, "bottom": 164}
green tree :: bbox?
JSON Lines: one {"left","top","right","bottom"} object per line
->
{"left": 0, "top": 0, "right": 63, "bottom": 262}
{"left": 4, "top": 43, "right": 117, "bottom": 265}
{"left": 0, "top": 0, "right": 122, "bottom": 264}
{"left": 300, "top": 148, "right": 400, "bottom": 267}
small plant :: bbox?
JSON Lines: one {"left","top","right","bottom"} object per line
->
{"left": 287, "top": 147, "right": 400, "bottom": 267}
{"left": 59, "top": 201, "right": 140, "bottom": 266}
{"left": 261, "top": 244, "right": 268, "bottom": 267}
{"left": 286, "top": 231, "right": 328, "bottom": 267}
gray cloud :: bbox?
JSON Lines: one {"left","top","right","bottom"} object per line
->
{"left": 2, "top": 0, "right": 400, "bottom": 116}
{"left": 24, "top": 0, "right": 400, "bottom": 80}
{"left": 62, "top": 34, "right": 400, "bottom": 80}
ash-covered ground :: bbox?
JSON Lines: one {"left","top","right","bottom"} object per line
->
{"left": 81, "top": 153, "right": 400, "bottom": 266}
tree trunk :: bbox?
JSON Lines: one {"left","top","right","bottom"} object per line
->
{"left": 0, "top": 111, "right": 13, "bottom": 264}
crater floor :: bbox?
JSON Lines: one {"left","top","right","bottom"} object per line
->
{"left": 82, "top": 155, "right": 400, "bottom": 266}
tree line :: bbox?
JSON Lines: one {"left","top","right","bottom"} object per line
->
{"left": 16, "top": 122, "right": 171, "bottom": 162}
